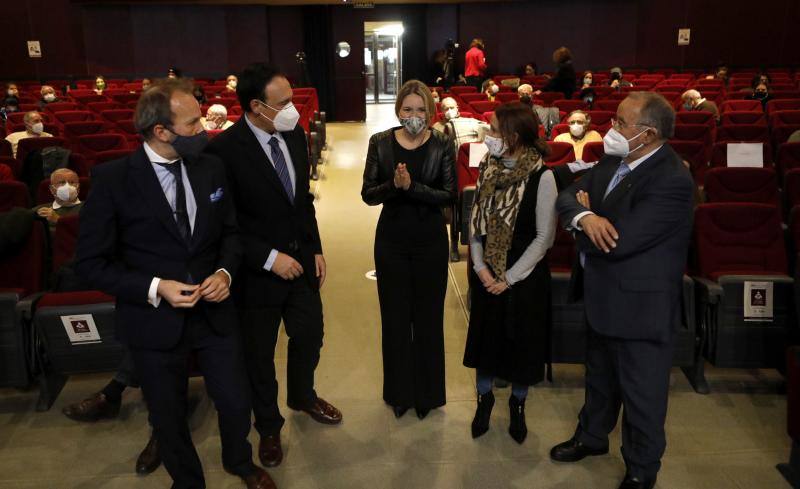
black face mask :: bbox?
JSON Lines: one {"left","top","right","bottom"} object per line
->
{"left": 519, "top": 95, "right": 532, "bottom": 105}
{"left": 169, "top": 129, "right": 209, "bottom": 159}
{"left": 754, "top": 91, "right": 768, "bottom": 99}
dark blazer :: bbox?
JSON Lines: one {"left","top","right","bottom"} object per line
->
{"left": 204, "top": 117, "right": 322, "bottom": 307}
{"left": 361, "top": 128, "right": 456, "bottom": 208}
{"left": 75, "top": 147, "right": 242, "bottom": 350}
{"left": 556, "top": 144, "right": 694, "bottom": 342}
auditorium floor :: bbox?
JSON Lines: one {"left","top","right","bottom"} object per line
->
{"left": 0, "top": 104, "right": 792, "bottom": 489}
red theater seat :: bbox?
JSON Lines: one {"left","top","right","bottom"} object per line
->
{"left": 593, "top": 99, "right": 621, "bottom": 112}
{"left": 716, "top": 124, "right": 769, "bottom": 144}
{"left": 496, "top": 92, "right": 519, "bottom": 103}
{"left": 43, "top": 102, "right": 80, "bottom": 113}
{"left": 703, "top": 167, "right": 779, "bottom": 206}
{"left": 586, "top": 111, "right": 614, "bottom": 132}
{"left": 720, "top": 99, "right": 763, "bottom": 114}
{"left": 553, "top": 100, "right": 589, "bottom": 113}
{"left": 538, "top": 92, "right": 565, "bottom": 106}
{"left": 469, "top": 101, "right": 500, "bottom": 115}
{"left": 767, "top": 99, "right": 800, "bottom": 114}
{"left": 721, "top": 111, "right": 767, "bottom": 127}
{"left": 783, "top": 169, "right": 800, "bottom": 209}
{"left": 710, "top": 141, "right": 772, "bottom": 168}
{"left": 0, "top": 181, "right": 30, "bottom": 211}
{"left": 676, "top": 111, "right": 716, "bottom": 127}
{"left": 99, "top": 109, "right": 135, "bottom": 124}
{"left": 16, "top": 137, "right": 68, "bottom": 164}
{"left": 93, "top": 149, "right": 134, "bottom": 166}
{"left": 670, "top": 140, "right": 709, "bottom": 184}
{"left": 450, "top": 86, "right": 477, "bottom": 95}
{"left": 86, "top": 101, "right": 123, "bottom": 114}
{"left": 581, "top": 142, "right": 605, "bottom": 163}
{"left": 52, "top": 111, "right": 95, "bottom": 125}
{"left": 777, "top": 142, "right": 800, "bottom": 175}
{"left": 544, "top": 142, "right": 576, "bottom": 166}
{"left": 74, "top": 134, "right": 128, "bottom": 164}
{"left": 460, "top": 93, "right": 486, "bottom": 104}
{"left": 63, "top": 121, "right": 106, "bottom": 138}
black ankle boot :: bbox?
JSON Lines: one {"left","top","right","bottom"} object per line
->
{"left": 508, "top": 395, "right": 527, "bottom": 444}
{"left": 471, "top": 391, "right": 495, "bottom": 439}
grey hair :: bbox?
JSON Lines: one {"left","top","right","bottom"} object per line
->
{"left": 627, "top": 91, "right": 675, "bottom": 140}
{"left": 567, "top": 109, "right": 591, "bottom": 124}
{"left": 682, "top": 89, "right": 701, "bottom": 100}
{"left": 134, "top": 78, "right": 194, "bottom": 140}
{"left": 23, "top": 111, "right": 40, "bottom": 124}
{"left": 207, "top": 104, "right": 228, "bottom": 117}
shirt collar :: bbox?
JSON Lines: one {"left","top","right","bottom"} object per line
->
{"left": 244, "top": 112, "right": 283, "bottom": 143}
{"left": 625, "top": 145, "right": 663, "bottom": 171}
{"left": 52, "top": 199, "right": 80, "bottom": 210}
{"left": 696, "top": 98, "right": 706, "bottom": 107}
{"left": 143, "top": 141, "right": 180, "bottom": 164}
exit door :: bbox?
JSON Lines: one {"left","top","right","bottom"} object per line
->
{"left": 364, "top": 24, "right": 403, "bottom": 104}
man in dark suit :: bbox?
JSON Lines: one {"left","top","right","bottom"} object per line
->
{"left": 75, "top": 79, "right": 275, "bottom": 489}
{"left": 550, "top": 92, "right": 694, "bottom": 489}
{"left": 205, "top": 63, "right": 342, "bottom": 469}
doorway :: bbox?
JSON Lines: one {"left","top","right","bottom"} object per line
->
{"left": 364, "top": 22, "right": 403, "bottom": 105}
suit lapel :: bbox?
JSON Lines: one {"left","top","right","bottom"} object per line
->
{"left": 602, "top": 146, "right": 667, "bottom": 209}
{"left": 184, "top": 156, "right": 210, "bottom": 248}
{"left": 282, "top": 129, "right": 306, "bottom": 205}
{"left": 129, "top": 147, "right": 185, "bottom": 246}
{"left": 234, "top": 117, "right": 294, "bottom": 206}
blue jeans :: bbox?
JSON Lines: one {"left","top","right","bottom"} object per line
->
{"left": 476, "top": 369, "right": 528, "bottom": 399}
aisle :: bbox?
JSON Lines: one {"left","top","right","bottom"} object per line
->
{"left": 0, "top": 105, "right": 789, "bottom": 489}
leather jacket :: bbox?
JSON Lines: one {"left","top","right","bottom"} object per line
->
{"left": 361, "top": 127, "right": 456, "bottom": 208}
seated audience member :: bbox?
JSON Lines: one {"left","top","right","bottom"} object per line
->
{"left": 518, "top": 84, "right": 560, "bottom": 139}
{"left": 3, "top": 83, "right": 20, "bottom": 114}
{"left": 522, "top": 62, "right": 537, "bottom": 77}
{"left": 39, "top": 85, "right": 59, "bottom": 109}
{"left": 746, "top": 83, "right": 772, "bottom": 110}
{"left": 94, "top": 76, "right": 106, "bottom": 95}
{"left": 192, "top": 84, "right": 207, "bottom": 105}
{"left": 608, "top": 67, "right": 633, "bottom": 89}
{"left": 579, "top": 70, "right": 596, "bottom": 108}
{"left": 681, "top": 89, "right": 719, "bottom": 123}
{"left": 483, "top": 79, "right": 500, "bottom": 101}
{"left": 201, "top": 104, "right": 234, "bottom": 131}
{"left": 6, "top": 82, "right": 20, "bottom": 99}
{"left": 706, "top": 64, "right": 730, "bottom": 86}
{"left": 553, "top": 110, "right": 603, "bottom": 160}
{"left": 225, "top": 74, "right": 238, "bottom": 92}
{"left": 433, "top": 97, "right": 489, "bottom": 152}
{"left": 5, "top": 111, "right": 53, "bottom": 158}
{"left": 535, "top": 46, "right": 576, "bottom": 99}
{"left": 141, "top": 78, "right": 152, "bottom": 92}
{"left": 33, "top": 168, "right": 82, "bottom": 231}
{"left": 166, "top": 67, "right": 182, "bottom": 79}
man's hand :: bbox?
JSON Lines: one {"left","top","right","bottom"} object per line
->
{"left": 476, "top": 268, "right": 494, "bottom": 287}
{"left": 272, "top": 252, "right": 304, "bottom": 280}
{"left": 577, "top": 190, "right": 591, "bottom": 210}
{"left": 37, "top": 207, "right": 59, "bottom": 224}
{"left": 315, "top": 254, "right": 327, "bottom": 288}
{"left": 486, "top": 279, "right": 509, "bottom": 295}
{"left": 157, "top": 280, "right": 200, "bottom": 308}
{"left": 579, "top": 214, "right": 619, "bottom": 253}
{"left": 199, "top": 270, "right": 230, "bottom": 303}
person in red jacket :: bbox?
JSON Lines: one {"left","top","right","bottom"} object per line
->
{"left": 465, "top": 38, "right": 487, "bottom": 92}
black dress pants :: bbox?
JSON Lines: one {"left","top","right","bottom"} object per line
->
{"left": 240, "top": 278, "right": 324, "bottom": 437}
{"left": 130, "top": 310, "right": 254, "bottom": 489}
{"left": 375, "top": 235, "right": 448, "bottom": 410}
{"left": 574, "top": 326, "right": 675, "bottom": 479}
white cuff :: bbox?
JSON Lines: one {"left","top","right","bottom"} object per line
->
{"left": 570, "top": 211, "right": 595, "bottom": 231}
{"left": 263, "top": 249, "right": 279, "bottom": 271}
{"left": 215, "top": 268, "right": 232, "bottom": 287}
{"left": 148, "top": 277, "right": 161, "bottom": 308}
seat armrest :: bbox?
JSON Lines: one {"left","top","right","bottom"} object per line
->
{"left": 692, "top": 277, "right": 723, "bottom": 306}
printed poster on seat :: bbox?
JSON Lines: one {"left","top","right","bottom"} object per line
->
{"left": 727, "top": 143, "right": 763, "bottom": 168}
{"left": 743, "top": 281, "right": 773, "bottom": 322}
{"left": 60, "top": 314, "right": 102, "bottom": 344}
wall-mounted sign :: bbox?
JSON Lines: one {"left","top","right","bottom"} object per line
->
{"left": 27, "top": 40, "right": 42, "bottom": 58}
{"left": 678, "top": 29, "right": 691, "bottom": 46}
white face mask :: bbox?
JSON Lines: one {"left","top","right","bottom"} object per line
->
{"left": 205, "top": 120, "right": 218, "bottom": 130}
{"left": 31, "top": 122, "right": 44, "bottom": 135}
{"left": 444, "top": 107, "right": 459, "bottom": 120}
{"left": 603, "top": 127, "right": 648, "bottom": 158}
{"left": 55, "top": 183, "right": 78, "bottom": 203}
{"left": 484, "top": 135, "right": 507, "bottom": 158}
{"left": 490, "top": 84, "right": 500, "bottom": 94}
{"left": 583, "top": 77, "right": 592, "bottom": 85}
{"left": 43, "top": 93, "right": 56, "bottom": 102}
{"left": 569, "top": 123, "right": 586, "bottom": 138}
{"left": 258, "top": 101, "right": 300, "bottom": 132}
{"left": 228, "top": 80, "right": 237, "bottom": 88}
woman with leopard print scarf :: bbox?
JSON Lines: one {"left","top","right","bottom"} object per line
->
{"left": 463, "top": 102, "right": 559, "bottom": 444}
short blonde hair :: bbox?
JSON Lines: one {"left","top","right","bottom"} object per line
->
{"left": 395, "top": 80, "right": 436, "bottom": 125}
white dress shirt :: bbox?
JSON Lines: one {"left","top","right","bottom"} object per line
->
{"left": 142, "top": 142, "right": 230, "bottom": 307}
{"left": 243, "top": 113, "right": 298, "bottom": 272}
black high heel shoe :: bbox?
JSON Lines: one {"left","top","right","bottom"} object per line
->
{"left": 393, "top": 406, "right": 409, "bottom": 418}
{"left": 508, "top": 396, "right": 527, "bottom": 444}
{"left": 471, "top": 390, "right": 495, "bottom": 439}
{"left": 415, "top": 408, "right": 430, "bottom": 420}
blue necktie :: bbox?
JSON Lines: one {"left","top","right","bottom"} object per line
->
{"left": 604, "top": 162, "right": 632, "bottom": 198}
{"left": 268, "top": 137, "right": 294, "bottom": 201}
{"left": 154, "top": 160, "right": 191, "bottom": 245}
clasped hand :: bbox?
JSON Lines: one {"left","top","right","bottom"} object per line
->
{"left": 576, "top": 190, "right": 619, "bottom": 253}
{"left": 157, "top": 270, "right": 231, "bottom": 308}
{"left": 393, "top": 163, "right": 411, "bottom": 190}
{"left": 476, "top": 268, "right": 509, "bottom": 295}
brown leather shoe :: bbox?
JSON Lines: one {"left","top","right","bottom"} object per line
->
{"left": 258, "top": 434, "right": 283, "bottom": 468}
{"left": 242, "top": 467, "right": 277, "bottom": 489}
{"left": 291, "top": 397, "right": 342, "bottom": 425}
{"left": 135, "top": 433, "right": 161, "bottom": 475}
{"left": 62, "top": 392, "right": 120, "bottom": 422}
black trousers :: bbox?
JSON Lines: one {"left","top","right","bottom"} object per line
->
{"left": 375, "top": 236, "right": 448, "bottom": 409}
{"left": 465, "top": 75, "right": 484, "bottom": 92}
{"left": 240, "top": 278, "right": 324, "bottom": 437}
{"left": 130, "top": 311, "right": 254, "bottom": 489}
{"left": 575, "top": 326, "right": 674, "bottom": 479}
